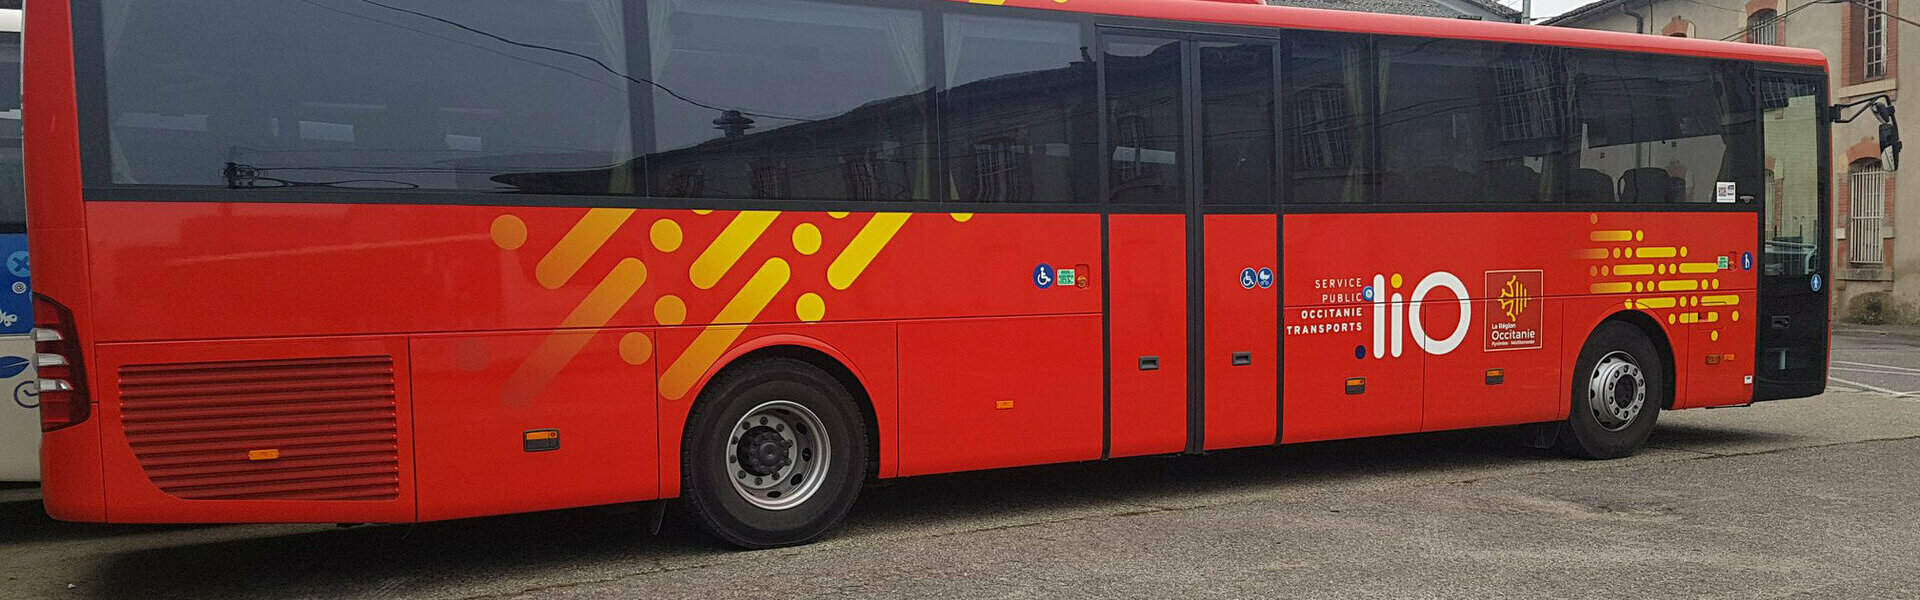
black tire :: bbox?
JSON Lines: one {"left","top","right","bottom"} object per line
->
{"left": 1556, "top": 321, "right": 1664, "bottom": 459}
{"left": 681, "top": 357, "right": 867, "bottom": 548}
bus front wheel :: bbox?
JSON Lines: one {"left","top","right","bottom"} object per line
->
{"left": 1556, "top": 321, "right": 1663, "bottom": 459}
{"left": 681, "top": 357, "right": 867, "bottom": 548}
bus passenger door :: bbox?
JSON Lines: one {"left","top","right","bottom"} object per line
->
{"left": 1102, "top": 32, "right": 1280, "bottom": 457}
{"left": 1754, "top": 73, "right": 1828, "bottom": 401}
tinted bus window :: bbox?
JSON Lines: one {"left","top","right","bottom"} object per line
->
{"left": 1377, "top": 39, "right": 1571, "bottom": 204}
{"left": 1571, "top": 52, "right": 1759, "bottom": 204}
{"left": 0, "top": 30, "right": 20, "bottom": 232}
{"left": 1104, "top": 36, "right": 1184, "bottom": 206}
{"left": 1200, "top": 41, "right": 1276, "bottom": 207}
{"left": 1283, "top": 34, "right": 1372, "bottom": 204}
{"left": 1760, "top": 74, "right": 1823, "bottom": 277}
{"left": 942, "top": 15, "right": 1095, "bottom": 204}
{"left": 646, "top": 0, "right": 931, "bottom": 202}
{"left": 98, "top": 1, "right": 637, "bottom": 194}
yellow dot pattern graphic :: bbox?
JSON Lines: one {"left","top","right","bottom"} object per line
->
{"left": 651, "top": 219, "right": 683, "bottom": 252}
{"left": 792, "top": 223, "right": 822, "bottom": 255}
{"left": 655, "top": 295, "right": 687, "bottom": 326}
{"left": 797, "top": 293, "right": 825, "bottom": 322}
{"left": 619, "top": 332, "right": 653, "bottom": 365}
{"left": 491, "top": 215, "right": 528, "bottom": 250}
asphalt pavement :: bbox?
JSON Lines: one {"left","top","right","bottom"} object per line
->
{"left": 4, "top": 328, "right": 1920, "bottom": 599}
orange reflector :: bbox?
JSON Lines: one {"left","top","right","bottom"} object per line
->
{"left": 525, "top": 430, "right": 559, "bottom": 441}
{"left": 1705, "top": 354, "right": 1722, "bottom": 365}
{"left": 1486, "top": 369, "right": 1504, "bottom": 377}
{"left": 247, "top": 449, "right": 280, "bottom": 461}
{"left": 1723, "top": 353, "right": 1736, "bottom": 362}
{"left": 1345, "top": 378, "right": 1366, "bottom": 395}
{"left": 995, "top": 400, "right": 1015, "bottom": 410}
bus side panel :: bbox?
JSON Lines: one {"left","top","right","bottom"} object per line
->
{"left": 896, "top": 315, "right": 1102, "bottom": 477}
{"left": 1420, "top": 297, "right": 1565, "bottom": 431}
{"left": 1280, "top": 213, "right": 1424, "bottom": 443}
{"left": 1682, "top": 293, "right": 1758, "bottom": 408}
{"left": 91, "top": 337, "right": 417, "bottom": 523}
{"left": 412, "top": 330, "right": 658, "bottom": 522}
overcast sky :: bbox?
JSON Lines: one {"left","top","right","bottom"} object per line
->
{"left": 1507, "top": 0, "right": 1605, "bottom": 20}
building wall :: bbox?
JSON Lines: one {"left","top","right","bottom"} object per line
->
{"left": 1555, "top": 0, "right": 1915, "bottom": 322}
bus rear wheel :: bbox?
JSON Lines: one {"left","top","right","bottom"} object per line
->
{"left": 1556, "top": 321, "right": 1663, "bottom": 459}
{"left": 682, "top": 357, "right": 867, "bottom": 549}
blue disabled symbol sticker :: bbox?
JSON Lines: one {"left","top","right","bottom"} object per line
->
{"left": 1362, "top": 286, "right": 1376, "bottom": 302}
{"left": 1741, "top": 252, "right": 1754, "bottom": 271}
{"left": 1811, "top": 274, "right": 1823, "bottom": 292}
{"left": 1257, "top": 268, "right": 1274, "bottom": 289}
{"left": 1240, "top": 268, "right": 1257, "bottom": 290}
{"left": 1033, "top": 263, "right": 1055, "bottom": 289}
{"left": 5, "top": 251, "right": 26, "bottom": 279}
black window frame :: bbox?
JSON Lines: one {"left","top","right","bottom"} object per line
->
{"left": 64, "top": 0, "right": 1806, "bottom": 217}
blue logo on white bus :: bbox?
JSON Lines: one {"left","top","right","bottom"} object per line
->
{"left": 1240, "top": 268, "right": 1257, "bottom": 289}
{"left": 1257, "top": 268, "right": 1274, "bottom": 289}
{"left": 1033, "top": 263, "right": 1055, "bottom": 289}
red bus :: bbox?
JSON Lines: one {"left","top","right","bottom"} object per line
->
{"left": 30, "top": 0, "right": 1834, "bottom": 548}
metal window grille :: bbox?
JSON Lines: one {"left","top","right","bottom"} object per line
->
{"left": 1851, "top": 166, "right": 1888, "bottom": 264}
{"left": 1748, "top": 11, "right": 1779, "bottom": 45}
{"left": 1867, "top": 0, "right": 1888, "bottom": 79}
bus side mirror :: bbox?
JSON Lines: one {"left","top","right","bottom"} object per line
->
{"left": 1882, "top": 121, "right": 1903, "bottom": 172}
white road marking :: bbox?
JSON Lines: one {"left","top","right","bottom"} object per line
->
{"left": 1831, "top": 366, "right": 1920, "bottom": 377}
{"left": 1826, "top": 375, "right": 1920, "bottom": 398}
{"left": 1833, "top": 360, "right": 1920, "bottom": 374}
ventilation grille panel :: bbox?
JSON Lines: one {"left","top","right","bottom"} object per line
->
{"left": 119, "top": 356, "right": 400, "bottom": 502}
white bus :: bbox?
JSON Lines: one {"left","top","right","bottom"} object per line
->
{"left": 0, "top": 6, "right": 37, "bottom": 483}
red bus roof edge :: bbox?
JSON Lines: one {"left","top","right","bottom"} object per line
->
{"left": 957, "top": 0, "right": 1828, "bottom": 69}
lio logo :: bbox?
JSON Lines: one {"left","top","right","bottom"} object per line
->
{"left": 1370, "top": 271, "right": 1471, "bottom": 358}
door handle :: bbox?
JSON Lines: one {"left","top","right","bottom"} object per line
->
{"left": 1771, "top": 315, "right": 1791, "bottom": 329}
{"left": 1232, "top": 352, "right": 1252, "bottom": 366}
{"left": 1139, "top": 356, "right": 1160, "bottom": 371}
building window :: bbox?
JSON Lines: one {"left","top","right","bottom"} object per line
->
{"left": 970, "top": 137, "right": 1031, "bottom": 203}
{"left": 1850, "top": 160, "right": 1888, "bottom": 265}
{"left": 842, "top": 148, "right": 884, "bottom": 201}
{"left": 1866, "top": 0, "right": 1888, "bottom": 79}
{"left": 1293, "top": 86, "right": 1354, "bottom": 171}
{"left": 1747, "top": 9, "right": 1779, "bottom": 45}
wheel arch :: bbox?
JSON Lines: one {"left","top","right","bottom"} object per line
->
{"left": 685, "top": 335, "right": 885, "bottom": 479}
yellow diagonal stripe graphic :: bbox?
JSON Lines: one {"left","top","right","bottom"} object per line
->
{"left": 1657, "top": 280, "right": 1699, "bottom": 292}
{"left": 1612, "top": 264, "right": 1656, "bottom": 276}
{"left": 536, "top": 208, "right": 635, "bottom": 289}
{"left": 829, "top": 213, "right": 911, "bottom": 290}
{"left": 1631, "top": 297, "right": 1678, "bottom": 309}
{"left": 1591, "top": 282, "right": 1633, "bottom": 294}
{"left": 662, "top": 258, "right": 792, "bottom": 400}
{"left": 1635, "top": 246, "right": 1679, "bottom": 259}
{"left": 691, "top": 211, "right": 780, "bottom": 290}
{"left": 1591, "top": 230, "right": 1634, "bottom": 242}
{"left": 1678, "top": 262, "right": 1720, "bottom": 274}
{"left": 1700, "top": 294, "right": 1742, "bottom": 306}
{"left": 504, "top": 258, "right": 648, "bottom": 405}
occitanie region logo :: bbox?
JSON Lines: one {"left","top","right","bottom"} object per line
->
{"left": 1485, "top": 270, "right": 1544, "bottom": 352}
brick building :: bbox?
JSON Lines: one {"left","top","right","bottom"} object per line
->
{"left": 1548, "top": 0, "right": 1911, "bottom": 322}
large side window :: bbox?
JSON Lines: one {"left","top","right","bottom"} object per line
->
{"left": 942, "top": 15, "right": 1095, "bottom": 204}
{"left": 100, "top": 0, "right": 637, "bottom": 194}
{"left": 1282, "top": 33, "right": 1373, "bottom": 204}
{"left": 1375, "top": 39, "right": 1571, "bottom": 204}
{"left": 646, "top": 0, "right": 931, "bottom": 202}
{"left": 1569, "top": 52, "right": 1760, "bottom": 204}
